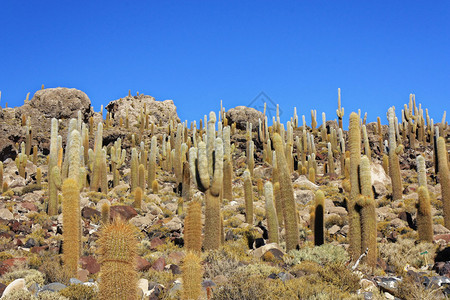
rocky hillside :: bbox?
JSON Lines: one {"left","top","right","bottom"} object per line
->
{"left": 0, "top": 87, "right": 449, "bottom": 299}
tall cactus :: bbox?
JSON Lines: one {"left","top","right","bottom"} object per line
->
{"left": 417, "top": 186, "right": 433, "bottom": 242}
{"left": 195, "top": 138, "right": 223, "bottom": 250}
{"left": 358, "top": 156, "right": 377, "bottom": 267}
{"left": 336, "top": 88, "right": 344, "bottom": 130}
{"left": 62, "top": 178, "right": 80, "bottom": 277}
{"left": 273, "top": 133, "right": 299, "bottom": 251}
{"left": 387, "top": 107, "right": 403, "bottom": 200}
{"left": 147, "top": 136, "right": 158, "bottom": 190}
{"left": 223, "top": 156, "right": 233, "bottom": 201}
{"left": 264, "top": 182, "right": 279, "bottom": 244}
{"left": 182, "top": 252, "right": 203, "bottom": 300}
{"left": 98, "top": 218, "right": 138, "bottom": 300}
{"left": 243, "top": 169, "right": 253, "bottom": 225}
{"left": 48, "top": 119, "right": 60, "bottom": 216}
{"left": 314, "top": 190, "right": 325, "bottom": 246}
{"left": 348, "top": 112, "right": 362, "bottom": 260}
{"left": 437, "top": 137, "right": 450, "bottom": 228}
{"left": 184, "top": 199, "right": 203, "bottom": 252}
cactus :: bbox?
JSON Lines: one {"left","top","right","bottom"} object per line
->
{"left": 48, "top": 165, "right": 61, "bottom": 215}
{"left": 182, "top": 161, "right": 190, "bottom": 204}
{"left": 348, "top": 112, "right": 362, "bottom": 260}
{"left": 264, "top": 182, "right": 279, "bottom": 244}
{"left": 36, "top": 167, "right": 42, "bottom": 189}
{"left": 358, "top": 156, "right": 377, "bottom": 267}
{"left": 243, "top": 169, "right": 253, "bottom": 225}
{"left": 0, "top": 162, "right": 3, "bottom": 191}
{"left": 195, "top": 138, "right": 223, "bottom": 250}
{"left": 130, "top": 148, "right": 138, "bottom": 192}
{"left": 314, "top": 190, "right": 325, "bottom": 246}
{"left": 273, "top": 133, "right": 299, "bottom": 251}
{"left": 223, "top": 156, "right": 233, "bottom": 201}
{"left": 387, "top": 107, "right": 403, "bottom": 200}
{"left": 138, "top": 163, "right": 145, "bottom": 193}
{"left": 98, "top": 218, "right": 138, "bottom": 300}
{"left": 181, "top": 252, "right": 203, "bottom": 300}
{"left": 147, "top": 136, "right": 158, "bottom": 190}
{"left": 184, "top": 200, "right": 203, "bottom": 252}
{"left": 32, "top": 145, "right": 38, "bottom": 165}
{"left": 134, "top": 187, "right": 142, "bottom": 209}
{"left": 101, "top": 202, "right": 110, "bottom": 225}
{"left": 152, "top": 179, "right": 159, "bottom": 194}
{"left": 91, "top": 122, "right": 104, "bottom": 192}
{"left": 62, "top": 178, "right": 80, "bottom": 277}
{"left": 417, "top": 186, "right": 433, "bottom": 242}
{"left": 336, "top": 88, "right": 344, "bottom": 130}
{"left": 437, "top": 137, "right": 450, "bottom": 228}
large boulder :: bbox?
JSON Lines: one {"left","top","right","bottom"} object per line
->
{"left": 28, "top": 87, "right": 91, "bottom": 121}
{"left": 106, "top": 94, "right": 179, "bottom": 127}
{"left": 226, "top": 106, "right": 264, "bottom": 130}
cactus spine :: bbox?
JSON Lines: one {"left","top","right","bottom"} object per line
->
{"left": 358, "top": 156, "right": 377, "bottom": 267}
{"left": 349, "top": 112, "right": 362, "bottom": 260}
{"left": 98, "top": 218, "right": 138, "bottom": 300}
{"left": 387, "top": 107, "right": 403, "bottom": 200}
{"left": 264, "top": 182, "right": 279, "bottom": 244}
{"left": 417, "top": 186, "right": 433, "bottom": 242}
{"left": 182, "top": 252, "right": 203, "bottom": 300}
{"left": 243, "top": 169, "right": 253, "bottom": 225}
{"left": 437, "top": 137, "right": 450, "bottom": 229}
{"left": 336, "top": 88, "right": 344, "bottom": 130}
{"left": 314, "top": 190, "right": 325, "bottom": 246}
{"left": 148, "top": 135, "right": 157, "bottom": 190}
{"left": 223, "top": 156, "right": 233, "bottom": 201}
{"left": 62, "top": 178, "right": 80, "bottom": 277}
{"left": 273, "top": 133, "right": 299, "bottom": 251}
{"left": 48, "top": 119, "right": 60, "bottom": 215}
{"left": 101, "top": 202, "right": 110, "bottom": 225}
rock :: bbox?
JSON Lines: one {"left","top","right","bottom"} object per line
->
{"left": 130, "top": 214, "right": 155, "bottom": 229}
{"left": 252, "top": 243, "right": 285, "bottom": 259}
{"left": 293, "top": 175, "right": 319, "bottom": 190}
{"left": 29, "top": 88, "right": 91, "bottom": 120}
{"left": 1, "top": 278, "right": 26, "bottom": 298}
{"left": 150, "top": 237, "right": 165, "bottom": 250}
{"left": 0, "top": 258, "right": 26, "bottom": 275}
{"left": 328, "top": 225, "right": 341, "bottom": 235}
{"left": 20, "top": 202, "right": 37, "bottom": 212}
{"left": 294, "top": 190, "right": 315, "bottom": 205}
{"left": 105, "top": 94, "right": 179, "bottom": 127}
{"left": 168, "top": 251, "right": 185, "bottom": 265}
{"left": 435, "top": 247, "right": 450, "bottom": 263}
{"left": 152, "top": 257, "right": 166, "bottom": 271}
{"left": 77, "top": 269, "right": 89, "bottom": 282}
{"left": 81, "top": 207, "right": 100, "bottom": 220}
{"left": 40, "top": 282, "right": 67, "bottom": 292}
{"left": 110, "top": 205, "right": 137, "bottom": 221}
{"left": 327, "top": 206, "right": 347, "bottom": 217}
{"left": 360, "top": 279, "right": 377, "bottom": 292}
{"left": 371, "top": 162, "right": 390, "bottom": 197}
{"left": 79, "top": 256, "right": 100, "bottom": 275}
{"left": 136, "top": 257, "right": 152, "bottom": 272}
{"left": 226, "top": 106, "right": 264, "bottom": 130}
{"left": 137, "top": 278, "right": 149, "bottom": 295}
{"left": 389, "top": 218, "right": 406, "bottom": 228}
{"left": 375, "top": 276, "right": 401, "bottom": 294}
{"left": 0, "top": 208, "right": 14, "bottom": 221}
{"left": 0, "top": 283, "right": 6, "bottom": 298}
{"left": 434, "top": 224, "right": 450, "bottom": 235}
{"left": 435, "top": 234, "right": 450, "bottom": 243}
{"left": 70, "top": 278, "right": 83, "bottom": 285}
{"left": 166, "top": 264, "right": 181, "bottom": 275}
{"left": 165, "top": 217, "right": 182, "bottom": 232}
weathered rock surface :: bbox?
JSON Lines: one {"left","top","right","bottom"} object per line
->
{"left": 226, "top": 106, "right": 264, "bottom": 130}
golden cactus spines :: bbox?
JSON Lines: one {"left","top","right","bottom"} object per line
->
{"left": 243, "top": 169, "right": 253, "bottom": 225}
{"left": 138, "top": 163, "right": 145, "bottom": 193}
{"left": 182, "top": 252, "right": 203, "bottom": 300}
{"left": 264, "top": 182, "right": 279, "bottom": 244}
{"left": 101, "top": 202, "right": 110, "bottom": 225}
{"left": 417, "top": 186, "right": 433, "bottom": 242}
{"left": 314, "top": 190, "right": 325, "bottom": 246}
{"left": 36, "top": 167, "right": 42, "bottom": 188}
{"left": 223, "top": 156, "right": 233, "bottom": 201}
{"left": 437, "top": 137, "right": 450, "bottom": 229}
{"left": 358, "top": 156, "right": 377, "bottom": 268}
{"left": 62, "top": 178, "right": 80, "bottom": 277}
{"left": 152, "top": 179, "right": 159, "bottom": 194}
{"left": 349, "top": 112, "right": 362, "bottom": 260}
{"left": 184, "top": 200, "right": 203, "bottom": 252}
{"left": 273, "top": 133, "right": 299, "bottom": 251}
{"left": 387, "top": 107, "right": 403, "bottom": 200}
{"left": 98, "top": 218, "right": 138, "bottom": 300}
{"left": 134, "top": 187, "right": 142, "bottom": 209}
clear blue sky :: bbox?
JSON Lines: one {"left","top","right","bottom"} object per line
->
{"left": 1, "top": 1, "right": 449, "bottom": 127}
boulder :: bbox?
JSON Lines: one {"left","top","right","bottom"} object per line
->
{"left": 28, "top": 87, "right": 91, "bottom": 121}
{"left": 226, "top": 106, "right": 264, "bottom": 130}
{"left": 105, "top": 94, "right": 179, "bottom": 127}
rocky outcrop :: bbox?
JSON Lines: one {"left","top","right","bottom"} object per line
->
{"left": 226, "top": 106, "right": 264, "bottom": 130}
{"left": 105, "top": 94, "right": 180, "bottom": 127}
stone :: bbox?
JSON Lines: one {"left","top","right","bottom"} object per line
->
{"left": 152, "top": 257, "right": 166, "bottom": 271}
{"left": 130, "top": 214, "right": 155, "bottom": 229}
{"left": 79, "top": 256, "right": 100, "bottom": 274}
{"left": 328, "top": 225, "right": 341, "bottom": 235}
{"left": 81, "top": 207, "right": 100, "bottom": 220}
{"left": 434, "top": 224, "right": 450, "bottom": 235}
{"left": 20, "top": 202, "right": 37, "bottom": 212}
{"left": 110, "top": 205, "right": 137, "bottom": 221}
{"left": 0, "top": 208, "right": 14, "bottom": 221}
{"left": 105, "top": 94, "right": 179, "bottom": 127}
{"left": 136, "top": 257, "right": 151, "bottom": 272}
{"left": 252, "top": 243, "right": 285, "bottom": 259}
{"left": 137, "top": 278, "right": 149, "bottom": 295}
{"left": 150, "top": 237, "right": 164, "bottom": 250}
{"left": 293, "top": 175, "right": 319, "bottom": 190}
{"left": 327, "top": 206, "right": 347, "bottom": 217}
{"left": 371, "top": 162, "right": 390, "bottom": 197}
{"left": 294, "top": 190, "right": 315, "bottom": 205}
{"left": 165, "top": 217, "right": 182, "bottom": 232}
{"left": 166, "top": 264, "right": 181, "bottom": 275}
{"left": 1, "top": 278, "right": 26, "bottom": 298}
{"left": 389, "top": 218, "right": 406, "bottom": 228}
{"left": 29, "top": 88, "right": 91, "bottom": 120}
{"left": 226, "top": 106, "right": 264, "bottom": 130}
{"left": 168, "top": 251, "right": 185, "bottom": 265}
{"left": 77, "top": 269, "right": 89, "bottom": 282}
{"left": 40, "top": 282, "right": 67, "bottom": 292}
